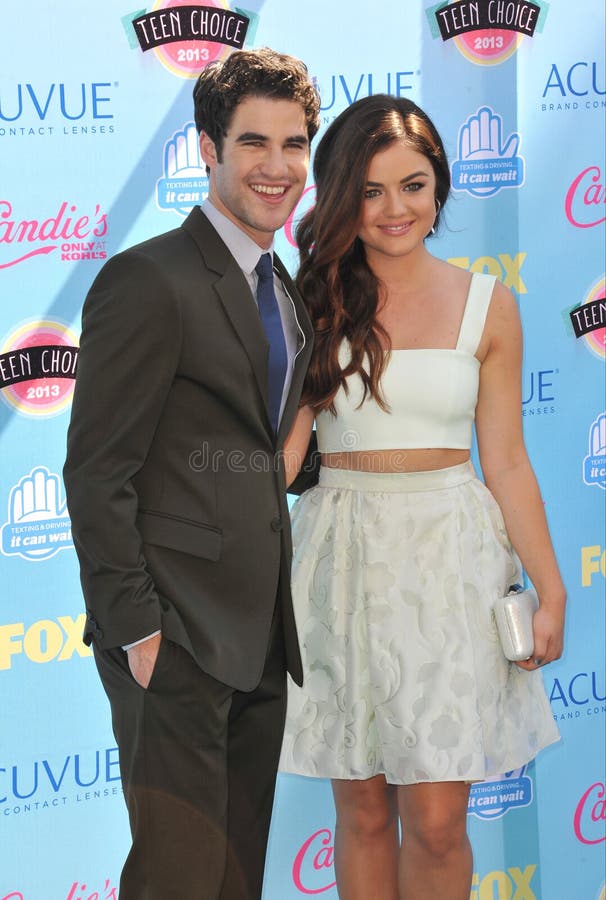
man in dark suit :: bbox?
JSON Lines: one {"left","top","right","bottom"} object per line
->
{"left": 63, "top": 48, "right": 320, "bottom": 900}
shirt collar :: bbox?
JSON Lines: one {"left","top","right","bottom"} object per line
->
{"left": 201, "top": 199, "right": 274, "bottom": 276}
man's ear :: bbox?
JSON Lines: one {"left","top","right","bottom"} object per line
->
{"left": 199, "top": 132, "right": 218, "bottom": 169}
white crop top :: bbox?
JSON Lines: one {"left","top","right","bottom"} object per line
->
{"left": 316, "top": 272, "right": 496, "bottom": 452}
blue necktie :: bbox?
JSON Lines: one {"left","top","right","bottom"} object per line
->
{"left": 255, "top": 253, "right": 288, "bottom": 433}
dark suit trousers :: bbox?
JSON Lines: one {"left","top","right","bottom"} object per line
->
{"left": 94, "top": 609, "right": 287, "bottom": 900}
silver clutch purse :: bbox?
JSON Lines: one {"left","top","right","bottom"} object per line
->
{"left": 494, "top": 584, "right": 538, "bottom": 661}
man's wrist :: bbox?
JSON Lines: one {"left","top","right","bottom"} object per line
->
{"left": 122, "top": 630, "right": 161, "bottom": 651}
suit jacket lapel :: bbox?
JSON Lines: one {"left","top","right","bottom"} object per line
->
{"left": 214, "top": 264, "right": 270, "bottom": 414}
{"left": 274, "top": 254, "right": 314, "bottom": 446}
{"left": 182, "top": 208, "right": 271, "bottom": 425}
{"left": 183, "top": 207, "right": 313, "bottom": 445}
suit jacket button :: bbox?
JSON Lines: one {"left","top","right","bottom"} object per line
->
{"left": 271, "top": 517, "right": 283, "bottom": 532}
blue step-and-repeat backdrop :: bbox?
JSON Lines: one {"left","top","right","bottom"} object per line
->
{"left": 1, "top": 2, "right": 604, "bottom": 898}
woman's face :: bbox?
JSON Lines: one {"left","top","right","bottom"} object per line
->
{"left": 357, "top": 139, "right": 437, "bottom": 264}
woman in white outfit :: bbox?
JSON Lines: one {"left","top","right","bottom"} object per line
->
{"left": 280, "top": 95, "right": 565, "bottom": 900}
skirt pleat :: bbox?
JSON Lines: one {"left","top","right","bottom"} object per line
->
{"left": 280, "top": 462, "right": 560, "bottom": 785}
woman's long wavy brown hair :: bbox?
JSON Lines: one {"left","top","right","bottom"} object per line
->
{"left": 296, "top": 95, "right": 451, "bottom": 413}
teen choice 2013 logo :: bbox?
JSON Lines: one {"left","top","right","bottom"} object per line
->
{"left": 131, "top": 1, "right": 253, "bottom": 79}
{"left": 427, "top": 0, "right": 548, "bottom": 67}
{"left": 0, "top": 320, "right": 79, "bottom": 417}
{"left": 569, "top": 277, "right": 606, "bottom": 361}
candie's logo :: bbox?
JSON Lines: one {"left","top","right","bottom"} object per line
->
{"left": 292, "top": 827, "right": 538, "bottom": 897}
{"left": 574, "top": 782, "right": 606, "bottom": 845}
{"left": 0, "top": 200, "right": 108, "bottom": 268}
{"left": 565, "top": 166, "right": 606, "bottom": 228}
{"left": 2, "top": 886, "right": 117, "bottom": 900}
{"left": 130, "top": 1, "right": 251, "bottom": 79}
{"left": 283, "top": 186, "right": 316, "bottom": 250}
{"left": 0, "top": 320, "right": 79, "bottom": 417}
{"left": 157, "top": 122, "right": 208, "bottom": 217}
{"left": 427, "top": 0, "right": 546, "bottom": 67}
{"left": 293, "top": 828, "right": 336, "bottom": 894}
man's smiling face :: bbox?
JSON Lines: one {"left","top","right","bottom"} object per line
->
{"left": 200, "top": 95, "right": 310, "bottom": 249}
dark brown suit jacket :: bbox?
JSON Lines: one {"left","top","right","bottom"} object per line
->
{"left": 64, "top": 206, "right": 313, "bottom": 691}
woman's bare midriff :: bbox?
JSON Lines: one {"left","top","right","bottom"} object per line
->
{"left": 321, "top": 448, "right": 471, "bottom": 473}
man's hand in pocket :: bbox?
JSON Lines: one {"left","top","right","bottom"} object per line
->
{"left": 127, "top": 633, "right": 162, "bottom": 689}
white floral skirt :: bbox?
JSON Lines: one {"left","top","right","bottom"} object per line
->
{"left": 280, "top": 462, "right": 559, "bottom": 785}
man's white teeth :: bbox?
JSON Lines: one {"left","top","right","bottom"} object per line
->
{"left": 252, "top": 185, "right": 286, "bottom": 195}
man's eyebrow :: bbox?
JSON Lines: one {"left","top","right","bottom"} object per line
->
{"left": 235, "top": 131, "right": 267, "bottom": 143}
{"left": 235, "top": 132, "right": 309, "bottom": 145}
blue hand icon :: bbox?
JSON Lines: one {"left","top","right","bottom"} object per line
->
{"left": 589, "top": 413, "right": 606, "bottom": 457}
{"left": 452, "top": 106, "right": 524, "bottom": 198}
{"left": 164, "top": 122, "right": 204, "bottom": 179}
{"left": 459, "top": 106, "right": 519, "bottom": 161}
{"left": 584, "top": 413, "right": 606, "bottom": 490}
{"left": 157, "top": 122, "right": 208, "bottom": 216}
{"left": 1, "top": 467, "right": 72, "bottom": 560}
{"left": 9, "top": 467, "right": 69, "bottom": 524}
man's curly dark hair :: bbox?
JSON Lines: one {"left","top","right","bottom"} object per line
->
{"left": 193, "top": 47, "right": 320, "bottom": 159}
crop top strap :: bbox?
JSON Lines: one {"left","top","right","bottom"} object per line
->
{"left": 455, "top": 272, "right": 497, "bottom": 356}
